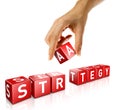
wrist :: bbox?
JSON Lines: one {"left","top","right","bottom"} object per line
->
{"left": 85, "top": 0, "right": 104, "bottom": 12}
{"left": 73, "top": 0, "right": 103, "bottom": 15}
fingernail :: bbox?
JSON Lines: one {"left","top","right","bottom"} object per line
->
{"left": 48, "top": 55, "right": 53, "bottom": 60}
{"left": 48, "top": 56, "right": 51, "bottom": 60}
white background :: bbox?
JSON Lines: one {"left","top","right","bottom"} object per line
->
{"left": 0, "top": 0, "right": 120, "bottom": 110}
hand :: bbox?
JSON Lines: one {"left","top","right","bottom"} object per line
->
{"left": 45, "top": 0, "right": 103, "bottom": 60}
{"left": 45, "top": 6, "right": 88, "bottom": 60}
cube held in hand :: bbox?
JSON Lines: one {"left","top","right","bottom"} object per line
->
{"left": 55, "top": 42, "right": 76, "bottom": 64}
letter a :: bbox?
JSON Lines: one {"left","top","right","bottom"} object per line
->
{"left": 56, "top": 52, "right": 65, "bottom": 61}
{"left": 66, "top": 45, "right": 74, "bottom": 56}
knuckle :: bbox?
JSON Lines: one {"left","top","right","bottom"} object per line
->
{"left": 54, "top": 17, "right": 67, "bottom": 26}
{"left": 45, "top": 36, "right": 50, "bottom": 45}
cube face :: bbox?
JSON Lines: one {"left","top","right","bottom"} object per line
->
{"left": 29, "top": 74, "right": 50, "bottom": 98}
{"left": 55, "top": 48, "right": 68, "bottom": 64}
{"left": 5, "top": 82, "right": 12, "bottom": 102}
{"left": 69, "top": 69, "right": 79, "bottom": 85}
{"left": 55, "top": 42, "right": 76, "bottom": 64}
{"left": 69, "top": 68, "right": 87, "bottom": 85}
{"left": 85, "top": 66, "right": 97, "bottom": 82}
{"left": 5, "top": 76, "right": 31, "bottom": 104}
{"left": 46, "top": 72, "right": 65, "bottom": 93}
{"left": 78, "top": 68, "right": 88, "bottom": 84}
{"left": 61, "top": 42, "right": 75, "bottom": 59}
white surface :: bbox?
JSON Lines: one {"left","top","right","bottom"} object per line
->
{"left": 0, "top": 0, "right": 120, "bottom": 110}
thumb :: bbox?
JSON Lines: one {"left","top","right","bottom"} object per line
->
{"left": 75, "top": 24, "right": 85, "bottom": 55}
{"left": 75, "top": 15, "right": 88, "bottom": 55}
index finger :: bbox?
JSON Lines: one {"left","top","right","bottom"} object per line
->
{"left": 48, "top": 34, "right": 60, "bottom": 60}
{"left": 46, "top": 20, "right": 68, "bottom": 60}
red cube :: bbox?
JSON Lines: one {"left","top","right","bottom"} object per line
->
{"left": 5, "top": 76, "right": 31, "bottom": 104}
{"left": 29, "top": 74, "right": 51, "bottom": 98}
{"left": 93, "top": 65, "right": 105, "bottom": 79}
{"left": 69, "top": 68, "right": 87, "bottom": 85}
{"left": 46, "top": 72, "right": 65, "bottom": 92}
{"left": 55, "top": 42, "right": 76, "bottom": 64}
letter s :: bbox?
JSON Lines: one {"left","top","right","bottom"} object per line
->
{"left": 6, "top": 84, "right": 10, "bottom": 98}
{"left": 18, "top": 84, "right": 27, "bottom": 99}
